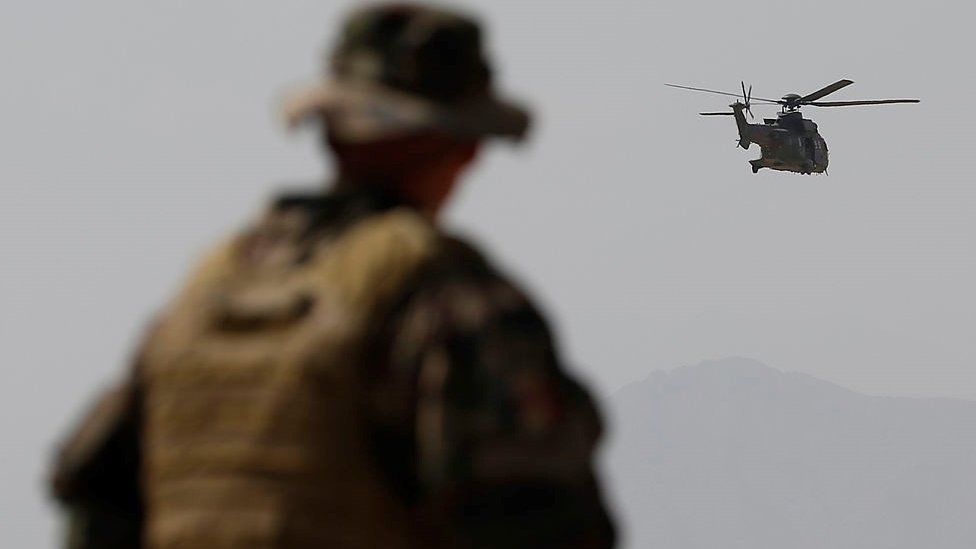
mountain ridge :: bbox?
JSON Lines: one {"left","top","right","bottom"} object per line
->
{"left": 616, "top": 356, "right": 976, "bottom": 404}
{"left": 604, "top": 356, "right": 976, "bottom": 549}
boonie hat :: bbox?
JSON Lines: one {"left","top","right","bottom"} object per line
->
{"left": 284, "top": 3, "right": 531, "bottom": 143}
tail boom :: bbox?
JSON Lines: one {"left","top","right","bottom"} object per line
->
{"left": 731, "top": 103, "right": 751, "bottom": 149}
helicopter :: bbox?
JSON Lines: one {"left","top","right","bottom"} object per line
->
{"left": 666, "top": 80, "right": 919, "bottom": 174}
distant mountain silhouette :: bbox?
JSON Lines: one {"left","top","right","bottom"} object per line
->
{"left": 604, "top": 357, "right": 976, "bottom": 549}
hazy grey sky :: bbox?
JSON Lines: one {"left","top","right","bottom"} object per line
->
{"left": 2, "top": 0, "right": 973, "bottom": 545}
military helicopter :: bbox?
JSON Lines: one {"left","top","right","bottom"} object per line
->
{"left": 666, "top": 80, "right": 919, "bottom": 174}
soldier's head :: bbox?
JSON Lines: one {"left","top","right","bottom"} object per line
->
{"left": 284, "top": 3, "right": 531, "bottom": 217}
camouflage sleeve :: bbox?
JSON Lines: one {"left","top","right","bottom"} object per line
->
{"left": 370, "top": 241, "right": 616, "bottom": 549}
{"left": 50, "top": 340, "right": 147, "bottom": 549}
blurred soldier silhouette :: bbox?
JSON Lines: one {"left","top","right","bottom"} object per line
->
{"left": 51, "top": 4, "right": 616, "bottom": 548}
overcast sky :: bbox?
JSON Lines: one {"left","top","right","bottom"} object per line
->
{"left": 2, "top": 0, "right": 973, "bottom": 545}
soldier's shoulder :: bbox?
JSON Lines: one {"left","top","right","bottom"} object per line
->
{"left": 404, "top": 229, "right": 542, "bottom": 326}
{"left": 414, "top": 230, "right": 524, "bottom": 301}
{"left": 433, "top": 232, "right": 493, "bottom": 271}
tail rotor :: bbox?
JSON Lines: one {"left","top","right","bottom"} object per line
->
{"left": 741, "top": 81, "right": 754, "bottom": 119}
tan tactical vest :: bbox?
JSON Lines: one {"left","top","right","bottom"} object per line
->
{"left": 140, "top": 208, "right": 437, "bottom": 549}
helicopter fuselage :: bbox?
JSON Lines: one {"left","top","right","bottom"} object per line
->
{"left": 731, "top": 103, "right": 828, "bottom": 174}
{"left": 671, "top": 79, "right": 918, "bottom": 174}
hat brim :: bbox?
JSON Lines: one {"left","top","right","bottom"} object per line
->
{"left": 283, "top": 79, "right": 531, "bottom": 143}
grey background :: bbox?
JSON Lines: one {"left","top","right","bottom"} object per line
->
{"left": 2, "top": 0, "right": 972, "bottom": 545}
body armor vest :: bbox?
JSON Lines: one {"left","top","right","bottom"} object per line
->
{"left": 140, "top": 208, "right": 437, "bottom": 548}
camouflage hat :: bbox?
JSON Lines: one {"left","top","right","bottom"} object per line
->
{"left": 284, "top": 3, "right": 531, "bottom": 143}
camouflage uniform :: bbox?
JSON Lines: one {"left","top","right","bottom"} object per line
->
{"left": 52, "top": 4, "right": 615, "bottom": 548}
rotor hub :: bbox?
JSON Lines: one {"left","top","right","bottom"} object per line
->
{"left": 781, "top": 93, "right": 802, "bottom": 111}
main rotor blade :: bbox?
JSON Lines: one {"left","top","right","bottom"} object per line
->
{"left": 799, "top": 79, "right": 854, "bottom": 102}
{"left": 807, "top": 99, "right": 920, "bottom": 107}
{"left": 699, "top": 112, "right": 735, "bottom": 116}
{"left": 666, "top": 83, "right": 781, "bottom": 104}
